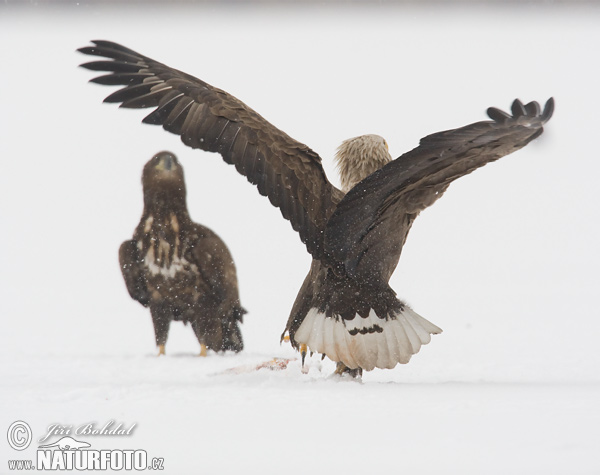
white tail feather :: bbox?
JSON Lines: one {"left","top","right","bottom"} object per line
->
{"left": 338, "top": 321, "right": 358, "bottom": 369}
{"left": 407, "top": 307, "right": 445, "bottom": 335}
{"left": 295, "top": 308, "right": 318, "bottom": 348}
{"left": 322, "top": 317, "right": 339, "bottom": 362}
{"left": 391, "top": 318, "right": 413, "bottom": 364}
{"left": 295, "top": 306, "right": 442, "bottom": 371}
{"left": 403, "top": 310, "right": 432, "bottom": 345}
{"left": 375, "top": 326, "right": 391, "bottom": 369}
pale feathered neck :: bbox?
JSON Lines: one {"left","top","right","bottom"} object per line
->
{"left": 334, "top": 134, "right": 393, "bottom": 193}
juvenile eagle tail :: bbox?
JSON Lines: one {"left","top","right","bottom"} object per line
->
{"left": 294, "top": 305, "right": 441, "bottom": 371}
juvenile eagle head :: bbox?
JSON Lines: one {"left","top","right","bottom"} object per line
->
{"left": 334, "top": 134, "right": 392, "bottom": 193}
{"left": 142, "top": 151, "right": 186, "bottom": 210}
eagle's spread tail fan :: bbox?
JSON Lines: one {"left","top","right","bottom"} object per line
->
{"left": 294, "top": 306, "right": 442, "bottom": 371}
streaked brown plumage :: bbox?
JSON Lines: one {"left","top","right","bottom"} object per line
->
{"left": 119, "top": 151, "right": 246, "bottom": 355}
{"left": 80, "top": 41, "right": 553, "bottom": 372}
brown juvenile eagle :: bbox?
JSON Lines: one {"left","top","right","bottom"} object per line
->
{"left": 119, "top": 151, "right": 246, "bottom": 356}
{"left": 79, "top": 40, "right": 553, "bottom": 373}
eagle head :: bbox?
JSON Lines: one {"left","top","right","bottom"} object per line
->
{"left": 334, "top": 134, "right": 392, "bottom": 193}
{"left": 142, "top": 151, "right": 187, "bottom": 209}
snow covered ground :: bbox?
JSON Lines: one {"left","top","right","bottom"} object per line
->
{"left": 1, "top": 2, "right": 599, "bottom": 474}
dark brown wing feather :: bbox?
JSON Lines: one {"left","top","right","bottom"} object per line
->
{"left": 324, "top": 98, "right": 554, "bottom": 283}
{"left": 118, "top": 239, "right": 150, "bottom": 306}
{"left": 186, "top": 224, "right": 245, "bottom": 314}
{"left": 78, "top": 40, "right": 343, "bottom": 260}
{"left": 185, "top": 224, "right": 246, "bottom": 351}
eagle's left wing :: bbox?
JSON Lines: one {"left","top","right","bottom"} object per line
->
{"left": 324, "top": 98, "right": 554, "bottom": 283}
{"left": 119, "top": 239, "right": 150, "bottom": 307}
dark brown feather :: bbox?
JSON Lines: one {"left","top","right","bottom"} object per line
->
{"left": 119, "top": 239, "right": 150, "bottom": 307}
{"left": 90, "top": 72, "right": 154, "bottom": 86}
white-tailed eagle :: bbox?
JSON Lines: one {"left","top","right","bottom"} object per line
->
{"left": 79, "top": 40, "right": 553, "bottom": 374}
{"left": 120, "top": 151, "right": 246, "bottom": 356}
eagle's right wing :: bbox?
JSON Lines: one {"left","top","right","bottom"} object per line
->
{"left": 119, "top": 239, "right": 150, "bottom": 307}
{"left": 324, "top": 98, "right": 554, "bottom": 283}
{"left": 79, "top": 41, "right": 344, "bottom": 261}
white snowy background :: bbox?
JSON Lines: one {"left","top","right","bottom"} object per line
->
{"left": 1, "top": 2, "right": 599, "bottom": 474}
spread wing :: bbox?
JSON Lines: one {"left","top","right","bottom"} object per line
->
{"left": 324, "top": 98, "right": 554, "bottom": 283}
{"left": 78, "top": 40, "right": 343, "bottom": 260}
{"left": 119, "top": 239, "right": 150, "bottom": 306}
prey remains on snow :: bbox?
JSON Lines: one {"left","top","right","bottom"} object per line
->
{"left": 119, "top": 151, "right": 246, "bottom": 356}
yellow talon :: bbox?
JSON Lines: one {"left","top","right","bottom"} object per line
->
{"left": 199, "top": 343, "right": 207, "bottom": 357}
{"left": 158, "top": 345, "right": 166, "bottom": 356}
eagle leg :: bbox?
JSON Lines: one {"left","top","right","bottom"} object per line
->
{"left": 199, "top": 343, "right": 207, "bottom": 357}
{"left": 150, "top": 306, "right": 170, "bottom": 355}
{"left": 300, "top": 343, "right": 307, "bottom": 367}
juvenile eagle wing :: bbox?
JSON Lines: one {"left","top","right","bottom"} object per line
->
{"left": 119, "top": 239, "right": 150, "bottom": 307}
